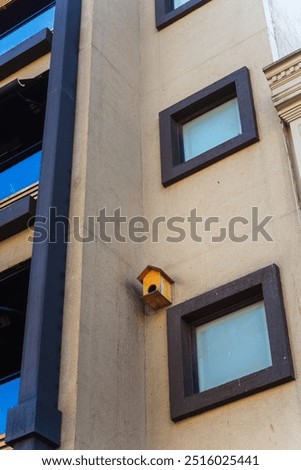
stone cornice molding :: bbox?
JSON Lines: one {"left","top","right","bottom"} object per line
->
{"left": 264, "top": 49, "right": 301, "bottom": 123}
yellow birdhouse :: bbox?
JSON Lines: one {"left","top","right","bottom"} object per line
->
{"left": 137, "top": 265, "right": 174, "bottom": 310}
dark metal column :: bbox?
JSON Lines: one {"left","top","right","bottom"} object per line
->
{"left": 5, "top": 0, "right": 82, "bottom": 450}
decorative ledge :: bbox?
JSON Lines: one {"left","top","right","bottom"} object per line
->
{"left": 0, "top": 195, "right": 36, "bottom": 242}
{"left": 0, "top": 183, "right": 39, "bottom": 211}
{"left": 263, "top": 49, "right": 301, "bottom": 123}
{"left": 0, "top": 28, "right": 52, "bottom": 81}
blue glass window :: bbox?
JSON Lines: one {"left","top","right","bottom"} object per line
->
{"left": 0, "top": 150, "right": 41, "bottom": 200}
{"left": 196, "top": 302, "right": 272, "bottom": 392}
{"left": 183, "top": 98, "right": 242, "bottom": 161}
{"left": 0, "top": 73, "right": 48, "bottom": 202}
{"left": 0, "top": 1, "right": 55, "bottom": 55}
{"left": 173, "top": 0, "right": 190, "bottom": 9}
{"left": 0, "top": 376, "right": 20, "bottom": 435}
{"left": 0, "top": 262, "right": 29, "bottom": 435}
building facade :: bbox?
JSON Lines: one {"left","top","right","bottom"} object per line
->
{"left": 1, "top": 0, "right": 301, "bottom": 450}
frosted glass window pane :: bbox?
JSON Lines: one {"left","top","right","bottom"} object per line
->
{"left": 173, "top": 0, "right": 190, "bottom": 9}
{"left": 0, "top": 377, "right": 20, "bottom": 434}
{"left": 0, "top": 5, "right": 55, "bottom": 54}
{"left": 196, "top": 301, "right": 272, "bottom": 392}
{"left": 0, "top": 150, "right": 41, "bottom": 200}
{"left": 183, "top": 97, "right": 242, "bottom": 161}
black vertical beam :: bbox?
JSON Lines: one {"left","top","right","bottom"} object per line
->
{"left": 5, "top": 0, "right": 82, "bottom": 450}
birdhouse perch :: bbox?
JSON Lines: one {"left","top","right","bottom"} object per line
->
{"left": 137, "top": 265, "right": 174, "bottom": 310}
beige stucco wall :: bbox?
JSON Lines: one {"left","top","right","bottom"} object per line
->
{"left": 60, "top": 0, "right": 301, "bottom": 450}
{"left": 60, "top": 0, "right": 146, "bottom": 450}
{"left": 140, "top": 0, "right": 301, "bottom": 449}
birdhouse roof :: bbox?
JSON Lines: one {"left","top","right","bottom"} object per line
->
{"left": 137, "top": 265, "right": 174, "bottom": 284}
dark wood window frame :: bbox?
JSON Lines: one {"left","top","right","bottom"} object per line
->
{"left": 155, "top": 0, "right": 212, "bottom": 30}
{"left": 159, "top": 67, "right": 259, "bottom": 187}
{"left": 167, "top": 264, "right": 294, "bottom": 422}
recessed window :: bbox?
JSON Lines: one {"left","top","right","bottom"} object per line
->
{"left": 183, "top": 97, "right": 242, "bottom": 161}
{"left": 0, "top": 0, "right": 55, "bottom": 54}
{"left": 0, "top": 151, "right": 41, "bottom": 201}
{"left": 0, "top": 72, "right": 48, "bottom": 202}
{"left": 159, "top": 67, "right": 259, "bottom": 186}
{"left": 167, "top": 265, "right": 294, "bottom": 421}
{"left": 155, "top": 0, "right": 212, "bottom": 30}
{"left": 0, "top": 376, "right": 20, "bottom": 435}
{"left": 196, "top": 301, "right": 272, "bottom": 392}
{"left": 0, "top": 261, "right": 30, "bottom": 434}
